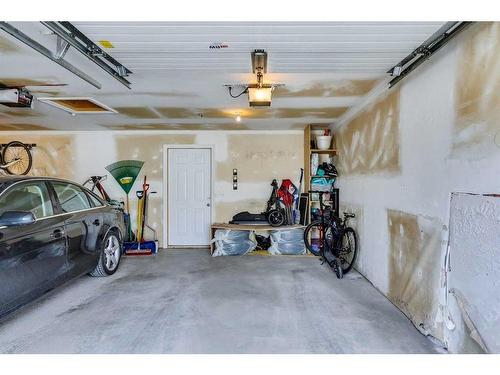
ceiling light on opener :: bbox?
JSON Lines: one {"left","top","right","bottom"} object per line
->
{"left": 224, "top": 50, "right": 284, "bottom": 108}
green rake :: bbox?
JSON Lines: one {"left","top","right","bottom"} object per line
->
{"left": 105, "top": 160, "right": 145, "bottom": 214}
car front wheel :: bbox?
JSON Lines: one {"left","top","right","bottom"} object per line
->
{"left": 89, "top": 231, "right": 122, "bottom": 277}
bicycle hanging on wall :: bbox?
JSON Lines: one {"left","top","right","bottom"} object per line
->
{"left": 0, "top": 141, "right": 35, "bottom": 175}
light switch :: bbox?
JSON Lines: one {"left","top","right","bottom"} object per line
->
{"left": 233, "top": 169, "right": 238, "bottom": 190}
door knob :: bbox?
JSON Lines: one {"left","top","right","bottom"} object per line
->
{"left": 206, "top": 203, "right": 211, "bottom": 207}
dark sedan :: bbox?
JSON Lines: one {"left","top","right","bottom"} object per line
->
{"left": 0, "top": 176, "right": 126, "bottom": 319}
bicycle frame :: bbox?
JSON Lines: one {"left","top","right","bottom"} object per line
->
{"left": 0, "top": 158, "right": 22, "bottom": 169}
{"left": 311, "top": 191, "right": 352, "bottom": 251}
{"left": 310, "top": 191, "right": 336, "bottom": 257}
{"left": 83, "top": 175, "right": 112, "bottom": 201}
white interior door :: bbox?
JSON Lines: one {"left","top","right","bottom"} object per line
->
{"left": 167, "top": 148, "right": 212, "bottom": 246}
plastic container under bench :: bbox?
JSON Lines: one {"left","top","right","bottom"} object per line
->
{"left": 211, "top": 229, "right": 256, "bottom": 256}
{"left": 268, "top": 228, "right": 306, "bottom": 255}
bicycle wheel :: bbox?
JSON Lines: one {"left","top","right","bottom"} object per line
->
{"left": 2, "top": 141, "right": 33, "bottom": 175}
{"left": 303, "top": 220, "right": 323, "bottom": 256}
{"left": 338, "top": 227, "right": 358, "bottom": 274}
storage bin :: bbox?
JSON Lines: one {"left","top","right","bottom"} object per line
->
{"left": 316, "top": 135, "right": 332, "bottom": 150}
{"left": 270, "top": 229, "right": 304, "bottom": 242}
{"left": 268, "top": 228, "right": 306, "bottom": 255}
{"left": 212, "top": 229, "right": 256, "bottom": 256}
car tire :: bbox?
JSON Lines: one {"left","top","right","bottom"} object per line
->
{"left": 89, "top": 230, "right": 122, "bottom": 277}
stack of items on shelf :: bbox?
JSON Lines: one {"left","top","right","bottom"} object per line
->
{"left": 311, "top": 161, "right": 337, "bottom": 190}
{"left": 304, "top": 125, "right": 340, "bottom": 224}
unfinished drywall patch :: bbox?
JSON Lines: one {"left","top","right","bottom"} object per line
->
{"left": 102, "top": 124, "right": 169, "bottom": 131}
{"left": 0, "top": 123, "right": 51, "bottom": 131}
{"left": 387, "top": 209, "right": 444, "bottom": 340}
{"left": 276, "top": 79, "right": 378, "bottom": 97}
{"left": 1, "top": 110, "right": 43, "bottom": 117}
{"left": 104, "top": 91, "right": 198, "bottom": 98}
{"left": 291, "top": 123, "right": 308, "bottom": 130}
{"left": 273, "top": 107, "right": 348, "bottom": 119}
{"left": 336, "top": 88, "right": 400, "bottom": 175}
{"left": 0, "top": 134, "right": 75, "bottom": 178}
{"left": 200, "top": 123, "right": 250, "bottom": 130}
{"left": 30, "top": 89, "right": 63, "bottom": 96}
{"left": 115, "top": 134, "right": 196, "bottom": 178}
{"left": 0, "top": 37, "right": 18, "bottom": 53}
{"left": 216, "top": 133, "right": 303, "bottom": 183}
{"left": 0, "top": 78, "right": 67, "bottom": 87}
{"left": 103, "top": 123, "right": 250, "bottom": 131}
{"left": 447, "top": 193, "right": 500, "bottom": 353}
{"left": 154, "top": 107, "right": 198, "bottom": 119}
{"left": 154, "top": 107, "right": 349, "bottom": 120}
{"left": 115, "top": 107, "right": 160, "bottom": 119}
{"left": 155, "top": 108, "right": 247, "bottom": 120}
{"left": 453, "top": 22, "right": 500, "bottom": 157}
{"left": 103, "top": 124, "right": 193, "bottom": 131}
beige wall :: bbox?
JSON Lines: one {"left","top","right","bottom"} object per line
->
{"left": 0, "top": 130, "right": 303, "bottom": 247}
{"left": 335, "top": 22, "right": 500, "bottom": 352}
{"left": 0, "top": 134, "right": 76, "bottom": 179}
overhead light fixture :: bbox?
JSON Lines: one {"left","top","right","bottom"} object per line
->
{"left": 235, "top": 113, "right": 241, "bottom": 122}
{"left": 225, "top": 49, "right": 283, "bottom": 108}
{"left": 248, "top": 87, "right": 273, "bottom": 107}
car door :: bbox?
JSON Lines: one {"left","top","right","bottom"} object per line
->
{"left": 50, "top": 181, "right": 103, "bottom": 276}
{"left": 0, "top": 181, "right": 67, "bottom": 317}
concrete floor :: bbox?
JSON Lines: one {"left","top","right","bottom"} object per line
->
{"left": 0, "top": 249, "right": 441, "bottom": 354}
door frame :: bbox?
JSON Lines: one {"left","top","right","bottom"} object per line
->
{"left": 162, "top": 144, "right": 215, "bottom": 248}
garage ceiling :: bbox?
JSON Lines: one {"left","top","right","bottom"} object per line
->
{"left": 0, "top": 22, "right": 445, "bottom": 131}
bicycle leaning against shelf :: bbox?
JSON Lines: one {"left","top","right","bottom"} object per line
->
{"left": 303, "top": 190, "right": 358, "bottom": 279}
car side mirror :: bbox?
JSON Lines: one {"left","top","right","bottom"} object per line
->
{"left": 0, "top": 211, "right": 36, "bottom": 227}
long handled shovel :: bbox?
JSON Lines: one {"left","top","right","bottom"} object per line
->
{"left": 140, "top": 176, "right": 150, "bottom": 242}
